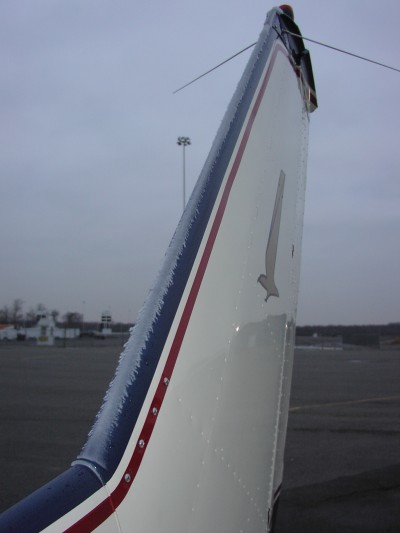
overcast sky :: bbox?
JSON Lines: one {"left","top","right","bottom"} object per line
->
{"left": 1, "top": 0, "right": 399, "bottom": 325}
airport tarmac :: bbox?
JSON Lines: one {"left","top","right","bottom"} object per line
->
{"left": 0, "top": 340, "right": 399, "bottom": 532}
{"left": 275, "top": 347, "right": 400, "bottom": 533}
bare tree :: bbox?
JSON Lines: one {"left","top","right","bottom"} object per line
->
{"left": 36, "top": 303, "right": 47, "bottom": 316}
{"left": 0, "top": 305, "right": 10, "bottom": 324}
{"left": 63, "top": 312, "right": 83, "bottom": 328}
{"left": 51, "top": 309, "right": 60, "bottom": 324}
{"left": 25, "top": 308, "right": 37, "bottom": 327}
{"left": 10, "top": 299, "right": 24, "bottom": 326}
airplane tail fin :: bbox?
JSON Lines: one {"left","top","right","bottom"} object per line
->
{"left": 0, "top": 6, "right": 316, "bottom": 532}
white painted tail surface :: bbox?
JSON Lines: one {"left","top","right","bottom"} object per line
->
{"left": 0, "top": 6, "right": 316, "bottom": 533}
{"left": 125, "top": 55, "right": 307, "bottom": 533}
{"left": 118, "top": 48, "right": 309, "bottom": 533}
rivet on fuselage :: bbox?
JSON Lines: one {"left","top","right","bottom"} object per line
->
{"left": 124, "top": 473, "right": 131, "bottom": 483}
{"left": 163, "top": 377, "right": 170, "bottom": 386}
{"left": 152, "top": 406, "right": 158, "bottom": 416}
{"left": 138, "top": 439, "right": 145, "bottom": 448}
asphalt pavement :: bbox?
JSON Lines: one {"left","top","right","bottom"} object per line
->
{"left": 0, "top": 339, "right": 121, "bottom": 512}
{"left": 275, "top": 347, "right": 400, "bottom": 533}
{"left": 0, "top": 340, "right": 399, "bottom": 532}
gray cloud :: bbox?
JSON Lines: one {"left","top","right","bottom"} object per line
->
{"left": 1, "top": 0, "right": 399, "bottom": 324}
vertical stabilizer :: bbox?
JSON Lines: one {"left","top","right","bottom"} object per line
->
{"left": 0, "top": 6, "right": 317, "bottom": 532}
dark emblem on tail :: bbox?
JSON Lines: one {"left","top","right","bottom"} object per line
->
{"left": 258, "top": 170, "right": 285, "bottom": 301}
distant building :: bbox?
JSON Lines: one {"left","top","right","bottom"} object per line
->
{"left": 36, "top": 314, "right": 55, "bottom": 345}
{"left": 0, "top": 324, "right": 17, "bottom": 341}
{"left": 80, "top": 311, "right": 114, "bottom": 338}
{"left": 25, "top": 312, "right": 80, "bottom": 344}
{"left": 99, "top": 311, "right": 112, "bottom": 336}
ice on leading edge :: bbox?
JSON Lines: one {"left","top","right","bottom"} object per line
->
{"left": 79, "top": 8, "right": 279, "bottom": 471}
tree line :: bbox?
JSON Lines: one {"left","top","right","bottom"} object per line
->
{"left": 0, "top": 299, "right": 83, "bottom": 328}
{"left": 296, "top": 323, "right": 400, "bottom": 337}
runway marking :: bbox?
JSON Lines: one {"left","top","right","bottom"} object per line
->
{"left": 289, "top": 395, "right": 400, "bottom": 412}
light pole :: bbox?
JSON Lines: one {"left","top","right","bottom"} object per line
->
{"left": 177, "top": 136, "right": 191, "bottom": 212}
